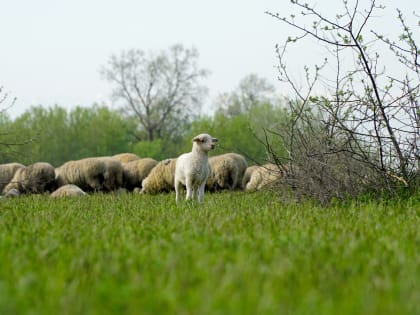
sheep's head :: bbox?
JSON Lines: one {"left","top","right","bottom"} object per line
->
{"left": 193, "top": 133, "right": 218, "bottom": 152}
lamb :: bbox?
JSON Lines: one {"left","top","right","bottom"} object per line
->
{"left": 206, "top": 153, "right": 248, "bottom": 191}
{"left": 122, "top": 158, "right": 158, "bottom": 191}
{"left": 140, "top": 158, "right": 177, "bottom": 194}
{"left": 245, "top": 163, "right": 288, "bottom": 191}
{"left": 112, "top": 153, "right": 140, "bottom": 164}
{"left": 55, "top": 157, "right": 107, "bottom": 192}
{"left": 174, "top": 133, "right": 218, "bottom": 203}
{"left": 3, "top": 162, "right": 56, "bottom": 195}
{"left": 50, "top": 184, "right": 86, "bottom": 198}
{"left": 0, "top": 163, "right": 25, "bottom": 193}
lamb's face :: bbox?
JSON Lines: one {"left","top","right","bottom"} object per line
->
{"left": 193, "top": 134, "right": 218, "bottom": 152}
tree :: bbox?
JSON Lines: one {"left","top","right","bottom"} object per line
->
{"left": 101, "top": 44, "right": 209, "bottom": 142}
{"left": 215, "top": 73, "right": 276, "bottom": 117}
{"left": 266, "top": 0, "right": 420, "bottom": 201}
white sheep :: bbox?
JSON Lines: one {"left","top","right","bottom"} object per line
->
{"left": 0, "top": 163, "right": 25, "bottom": 193}
{"left": 50, "top": 184, "right": 86, "bottom": 198}
{"left": 174, "top": 133, "right": 218, "bottom": 203}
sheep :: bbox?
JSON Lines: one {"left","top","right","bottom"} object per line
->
{"left": 55, "top": 157, "right": 107, "bottom": 192}
{"left": 241, "top": 165, "right": 259, "bottom": 190}
{"left": 97, "top": 157, "right": 124, "bottom": 192}
{"left": 174, "top": 133, "right": 218, "bottom": 203}
{"left": 141, "top": 158, "right": 177, "bottom": 194}
{"left": 3, "top": 162, "right": 56, "bottom": 195}
{"left": 245, "top": 163, "right": 288, "bottom": 191}
{"left": 0, "top": 163, "right": 25, "bottom": 193}
{"left": 206, "top": 153, "right": 248, "bottom": 191}
{"left": 112, "top": 153, "right": 140, "bottom": 164}
{"left": 122, "top": 158, "right": 158, "bottom": 191}
{"left": 50, "top": 184, "right": 86, "bottom": 198}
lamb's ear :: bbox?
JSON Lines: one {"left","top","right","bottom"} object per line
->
{"left": 193, "top": 136, "right": 202, "bottom": 143}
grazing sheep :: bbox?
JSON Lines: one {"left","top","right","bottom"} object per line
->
{"left": 245, "top": 163, "right": 287, "bottom": 191}
{"left": 0, "top": 163, "right": 25, "bottom": 193}
{"left": 112, "top": 153, "right": 140, "bottom": 164}
{"left": 141, "top": 158, "right": 177, "bottom": 194}
{"left": 97, "top": 157, "right": 124, "bottom": 192}
{"left": 50, "top": 184, "right": 86, "bottom": 198}
{"left": 175, "top": 133, "right": 218, "bottom": 203}
{"left": 122, "top": 158, "right": 158, "bottom": 191}
{"left": 206, "top": 153, "right": 248, "bottom": 191}
{"left": 242, "top": 165, "right": 259, "bottom": 190}
{"left": 3, "top": 162, "right": 56, "bottom": 195}
{"left": 55, "top": 157, "right": 107, "bottom": 192}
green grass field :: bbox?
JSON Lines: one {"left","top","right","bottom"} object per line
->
{"left": 0, "top": 192, "right": 419, "bottom": 315}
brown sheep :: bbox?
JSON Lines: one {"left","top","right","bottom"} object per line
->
{"left": 141, "top": 158, "right": 177, "bottom": 194}
{"left": 112, "top": 153, "right": 140, "bottom": 164}
{"left": 0, "top": 163, "right": 25, "bottom": 193}
{"left": 245, "top": 163, "right": 287, "bottom": 191}
{"left": 55, "top": 157, "right": 107, "bottom": 192}
{"left": 206, "top": 153, "right": 248, "bottom": 191}
{"left": 122, "top": 158, "right": 158, "bottom": 191}
{"left": 3, "top": 162, "right": 56, "bottom": 195}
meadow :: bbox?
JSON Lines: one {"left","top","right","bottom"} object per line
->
{"left": 0, "top": 191, "right": 419, "bottom": 315}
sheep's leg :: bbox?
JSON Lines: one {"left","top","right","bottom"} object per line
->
{"left": 175, "top": 179, "right": 182, "bottom": 203}
{"left": 185, "top": 178, "right": 193, "bottom": 201}
{"left": 198, "top": 182, "right": 206, "bottom": 202}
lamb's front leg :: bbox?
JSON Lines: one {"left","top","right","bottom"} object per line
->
{"left": 185, "top": 178, "right": 193, "bottom": 200}
{"left": 197, "top": 182, "right": 206, "bottom": 202}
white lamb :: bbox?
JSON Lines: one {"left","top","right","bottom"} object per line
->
{"left": 174, "top": 133, "right": 218, "bottom": 203}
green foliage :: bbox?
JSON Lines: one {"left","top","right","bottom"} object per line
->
{"left": 0, "top": 105, "right": 137, "bottom": 166}
{"left": 0, "top": 192, "right": 419, "bottom": 315}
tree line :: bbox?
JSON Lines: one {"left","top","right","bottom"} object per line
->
{"left": 0, "top": 74, "right": 289, "bottom": 167}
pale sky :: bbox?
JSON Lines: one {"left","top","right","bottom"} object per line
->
{"left": 0, "top": 0, "right": 417, "bottom": 118}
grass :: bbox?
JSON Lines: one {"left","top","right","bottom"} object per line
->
{"left": 0, "top": 191, "right": 419, "bottom": 315}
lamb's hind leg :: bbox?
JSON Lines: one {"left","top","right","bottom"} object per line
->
{"left": 185, "top": 178, "right": 193, "bottom": 201}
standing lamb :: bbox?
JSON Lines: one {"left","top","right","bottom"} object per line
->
{"left": 174, "top": 133, "right": 218, "bottom": 203}
{"left": 3, "top": 162, "right": 56, "bottom": 195}
{"left": 0, "top": 163, "right": 25, "bottom": 193}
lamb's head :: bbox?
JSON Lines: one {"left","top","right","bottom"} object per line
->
{"left": 192, "top": 133, "right": 218, "bottom": 152}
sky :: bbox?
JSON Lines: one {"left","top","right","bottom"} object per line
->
{"left": 0, "top": 0, "right": 418, "bottom": 118}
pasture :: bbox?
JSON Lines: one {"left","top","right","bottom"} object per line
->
{"left": 0, "top": 191, "right": 419, "bottom": 315}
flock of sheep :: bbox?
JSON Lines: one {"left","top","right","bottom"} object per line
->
{"left": 0, "top": 134, "right": 286, "bottom": 200}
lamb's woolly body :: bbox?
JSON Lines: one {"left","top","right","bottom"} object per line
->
{"left": 55, "top": 157, "right": 107, "bottom": 192}
{"left": 206, "top": 153, "right": 248, "bottom": 191}
{"left": 3, "top": 162, "right": 56, "bottom": 194}
{"left": 245, "top": 163, "right": 287, "bottom": 191}
{"left": 0, "top": 163, "right": 25, "bottom": 193}
{"left": 50, "top": 184, "right": 86, "bottom": 198}
{"left": 122, "top": 158, "right": 158, "bottom": 191}
{"left": 174, "top": 133, "right": 217, "bottom": 203}
{"left": 112, "top": 153, "right": 140, "bottom": 164}
{"left": 141, "top": 158, "right": 177, "bottom": 194}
